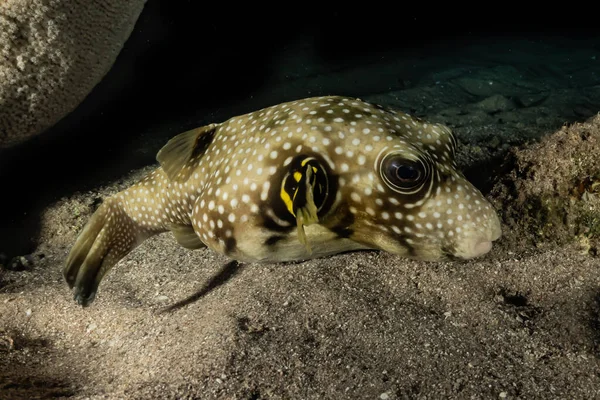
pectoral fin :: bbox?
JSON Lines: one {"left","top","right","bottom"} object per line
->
{"left": 279, "top": 156, "right": 331, "bottom": 254}
{"left": 294, "top": 168, "right": 320, "bottom": 254}
{"left": 169, "top": 224, "right": 206, "bottom": 250}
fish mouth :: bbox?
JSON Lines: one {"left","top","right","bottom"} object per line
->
{"left": 454, "top": 233, "right": 501, "bottom": 260}
{"left": 441, "top": 241, "right": 492, "bottom": 261}
{"left": 469, "top": 240, "right": 494, "bottom": 258}
{"left": 461, "top": 213, "right": 503, "bottom": 259}
{"left": 443, "top": 228, "right": 502, "bottom": 261}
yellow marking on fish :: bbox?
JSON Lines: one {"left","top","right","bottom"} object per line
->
{"left": 280, "top": 179, "right": 295, "bottom": 217}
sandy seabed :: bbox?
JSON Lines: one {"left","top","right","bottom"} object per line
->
{"left": 2, "top": 37, "right": 600, "bottom": 399}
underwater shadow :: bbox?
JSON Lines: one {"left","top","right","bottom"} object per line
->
{"left": 0, "top": 328, "right": 81, "bottom": 398}
{"left": 462, "top": 152, "right": 511, "bottom": 196}
{"left": 589, "top": 291, "right": 600, "bottom": 357}
{"left": 159, "top": 260, "right": 243, "bottom": 313}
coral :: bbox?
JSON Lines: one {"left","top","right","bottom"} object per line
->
{"left": 0, "top": 0, "right": 146, "bottom": 148}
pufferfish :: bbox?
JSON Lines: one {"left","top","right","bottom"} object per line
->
{"left": 63, "top": 95, "right": 502, "bottom": 306}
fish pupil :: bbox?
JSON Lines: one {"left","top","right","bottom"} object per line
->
{"left": 386, "top": 158, "right": 422, "bottom": 184}
{"left": 395, "top": 164, "right": 420, "bottom": 182}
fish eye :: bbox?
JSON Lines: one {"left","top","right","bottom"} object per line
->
{"left": 380, "top": 154, "right": 428, "bottom": 193}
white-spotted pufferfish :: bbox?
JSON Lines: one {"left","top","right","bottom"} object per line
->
{"left": 63, "top": 95, "right": 502, "bottom": 306}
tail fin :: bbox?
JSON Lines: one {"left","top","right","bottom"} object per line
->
{"left": 63, "top": 196, "right": 157, "bottom": 306}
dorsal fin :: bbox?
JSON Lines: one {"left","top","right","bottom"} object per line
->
{"left": 156, "top": 123, "right": 218, "bottom": 182}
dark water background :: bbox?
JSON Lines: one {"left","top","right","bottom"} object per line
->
{"left": 1, "top": 5, "right": 599, "bottom": 257}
